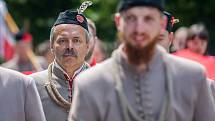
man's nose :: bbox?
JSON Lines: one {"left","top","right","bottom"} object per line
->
{"left": 67, "top": 40, "right": 74, "bottom": 49}
{"left": 135, "top": 20, "right": 146, "bottom": 34}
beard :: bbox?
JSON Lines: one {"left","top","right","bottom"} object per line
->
{"left": 124, "top": 37, "right": 158, "bottom": 66}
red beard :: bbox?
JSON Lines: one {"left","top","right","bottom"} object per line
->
{"left": 125, "top": 38, "right": 157, "bottom": 66}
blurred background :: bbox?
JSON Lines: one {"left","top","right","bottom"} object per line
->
{"left": 1, "top": 0, "right": 215, "bottom": 62}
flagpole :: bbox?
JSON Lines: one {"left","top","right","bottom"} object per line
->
{"left": 4, "top": 12, "right": 19, "bottom": 34}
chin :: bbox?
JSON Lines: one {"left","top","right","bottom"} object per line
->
{"left": 132, "top": 40, "right": 150, "bottom": 48}
{"left": 62, "top": 57, "right": 75, "bottom": 63}
{"left": 132, "top": 42, "right": 148, "bottom": 49}
{"left": 64, "top": 56, "right": 76, "bottom": 59}
{"left": 63, "top": 61, "right": 76, "bottom": 67}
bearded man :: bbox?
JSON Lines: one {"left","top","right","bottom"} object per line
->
{"left": 68, "top": 0, "right": 215, "bottom": 121}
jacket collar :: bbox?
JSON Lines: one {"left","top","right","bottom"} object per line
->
{"left": 112, "top": 44, "right": 167, "bottom": 74}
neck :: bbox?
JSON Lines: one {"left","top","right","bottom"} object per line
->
{"left": 56, "top": 61, "right": 84, "bottom": 78}
{"left": 64, "top": 68, "right": 76, "bottom": 78}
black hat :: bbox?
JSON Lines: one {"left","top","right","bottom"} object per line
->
{"left": 54, "top": 10, "right": 88, "bottom": 31}
{"left": 117, "top": 0, "right": 165, "bottom": 12}
{"left": 53, "top": 1, "right": 93, "bottom": 32}
{"left": 163, "top": 11, "right": 179, "bottom": 33}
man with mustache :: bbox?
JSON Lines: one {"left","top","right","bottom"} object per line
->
{"left": 30, "top": 4, "right": 91, "bottom": 121}
{"left": 68, "top": 0, "right": 215, "bottom": 121}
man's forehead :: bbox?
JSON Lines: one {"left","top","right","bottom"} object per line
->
{"left": 121, "top": 6, "right": 161, "bottom": 16}
{"left": 117, "top": 0, "right": 164, "bottom": 12}
{"left": 54, "top": 24, "right": 85, "bottom": 35}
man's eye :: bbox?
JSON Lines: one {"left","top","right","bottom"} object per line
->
{"left": 58, "top": 39, "right": 66, "bottom": 43}
{"left": 145, "top": 16, "right": 154, "bottom": 22}
{"left": 73, "top": 39, "right": 80, "bottom": 43}
{"left": 125, "top": 15, "right": 136, "bottom": 22}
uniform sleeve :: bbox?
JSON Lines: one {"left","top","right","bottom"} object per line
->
{"left": 68, "top": 78, "right": 99, "bottom": 121}
{"left": 208, "top": 79, "right": 215, "bottom": 102}
{"left": 25, "top": 78, "right": 46, "bottom": 121}
{"left": 193, "top": 76, "right": 215, "bottom": 121}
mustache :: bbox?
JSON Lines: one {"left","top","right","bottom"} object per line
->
{"left": 132, "top": 32, "right": 148, "bottom": 38}
{"left": 63, "top": 48, "right": 78, "bottom": 58}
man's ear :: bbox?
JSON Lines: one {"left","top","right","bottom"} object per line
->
{"left": 86, "top": 42, "right": 90, "bottom": 53}
{"left": 50, "top": 43, "right": 54, "bottom": 53}
{"left": 114, "top": 13, "right": 120, "bottom": 29}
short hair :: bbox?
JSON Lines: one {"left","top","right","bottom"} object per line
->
{"left": 187, "top": 23, "right": 209, "bottom": 42}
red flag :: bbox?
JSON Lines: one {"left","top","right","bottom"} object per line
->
{"left": 0, "top": 0, "right": 15, "bottom": 61}
{"left": 3, "top": 38, "right": 14, "bottom": 60}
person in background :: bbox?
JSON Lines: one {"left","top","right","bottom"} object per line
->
{"left": 91, "top": 38, "right": 107, "bottom": 63}
{"left": 158, "top": 11, "right": 178, "bottom": 52}
{"left": 1, "top": 31, "right": 47, "bottom": 74}
{"left": 172, "top": 27, "right": 188, "bottom": 52}
{"left": 85, "top": 18, "right": 97, "bottom": 66}
{"left": 174, "top": 23, "right": 215, "bottom": 80}
{"left": 30, "top": 1, "right": 92, "bottom": 121}
{"left": 0, "top": 67, "right": 46, "bottom": 121}
{"left": 68, "top": 0, "right": 215, "bottom": 121}
{"left": 85, "top": 18, "right": 107, "bottom": 66}
{"left": 186, "top": 23, "right": 209, "bottom": 55}
{"left": 36, "top": 40, "right": 54, "bottom": 66}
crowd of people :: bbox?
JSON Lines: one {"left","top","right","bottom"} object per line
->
{"left": 0, "top": 0, "right": 215, "bottom": 121}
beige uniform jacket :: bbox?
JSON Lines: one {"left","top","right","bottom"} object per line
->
{"left": 0, "top": 67, "right": 46, "bottom": 121}
{"left": 69, "top": 45, "right": 215, "bottom": 121}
